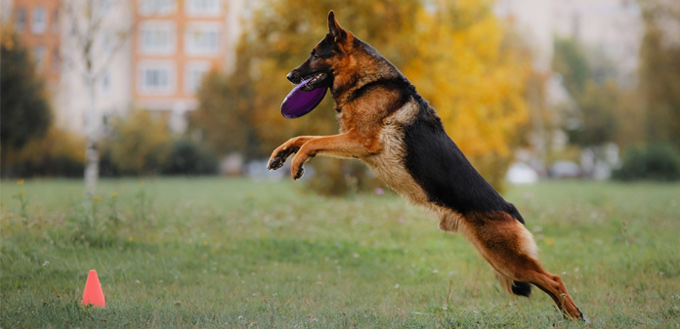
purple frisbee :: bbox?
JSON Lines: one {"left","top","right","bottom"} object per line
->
{"left": 281, "top": 78, "right": 328, "bottom": 119}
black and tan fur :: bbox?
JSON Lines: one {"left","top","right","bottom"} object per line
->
{"left": 267, "top": 11, "right": 583, "bottom": 320}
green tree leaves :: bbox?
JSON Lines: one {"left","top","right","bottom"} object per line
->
{"left": 0, "top": 28, "right": 52, "bottom": 153}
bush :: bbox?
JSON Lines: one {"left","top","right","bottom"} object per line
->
{"left": 612, "top": 143, "right": 680, "bottom": 181}
{"left": 11, "top": 155, "right": 84, "bottom": 178}
{"left": 107, "top": 111, "right": 172, "bottom": 175}
{"left": 162, "top": 138, "right": 218, "bottom": 175}
{"left": 2, "top": 126, "right": 85, "bottom": 178}
{"left": 307, "top": 158, "right": 385, "bottom": 196}
{"left": 101, "top": 136, "right": 219, "bottom": 177}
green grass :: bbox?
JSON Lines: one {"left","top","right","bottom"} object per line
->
{"left": 1, "top": 177, "right": 679, "bottom": 328}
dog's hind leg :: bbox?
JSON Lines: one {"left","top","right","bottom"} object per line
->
{"left": 508, "top": 255, "right": 583, "bottom": 320}
{"left": 460, "top": 212, "right": 583, "bottom": 320}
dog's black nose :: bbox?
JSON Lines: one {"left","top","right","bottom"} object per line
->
{"left": 286, "top": 71, "right": 299, "bottom": 83}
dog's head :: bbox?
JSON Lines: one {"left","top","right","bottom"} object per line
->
{"left": 286, "top": 11, "right": 354, "bottom": 92}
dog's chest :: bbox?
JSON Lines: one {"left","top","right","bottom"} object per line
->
{"left": 362, "top": 104, "right": 429, "bottom": 205}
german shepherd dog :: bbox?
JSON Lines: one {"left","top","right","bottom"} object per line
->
{"left": 268, "top": 11, "right": 583, "bottom": 320}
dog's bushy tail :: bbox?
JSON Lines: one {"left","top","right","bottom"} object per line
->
{"left": 511, "top": 281, "right": 532, "bottom": 297}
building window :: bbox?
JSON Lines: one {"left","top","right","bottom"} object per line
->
{"left": 15, "top": 8, "right": 27, "bottom": 31}
{"left": 186, "top": 0, "right": 220, "bottom": 16}
{"left": 139, "top": 0, "right": 177, "bottom": 16}
{"left": 139, "top": 61, "right": 175, "bottom": 94}
{"left": 33, "top": 46, "right": 46, "bottom": 69}
{"left": 32, "top": 7, "right": 47, "bottom": 34}
{"left": 51, "top": 9, "right": 60, "bottom": 33}
{"left": 51, "top": 47, "right": 61, "bottom": 72}
{"left": 185, "top": 23, "right": 220, "bottom": 55}
{"left": 185, "top": 61, "right": 211, "bottom": 93}
{"left": 140, "top": 21, "right": 176, "bottom": 54}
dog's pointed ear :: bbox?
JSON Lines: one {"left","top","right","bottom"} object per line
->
{"left": 327, "top": 10, "right": 347, "bottom": 41}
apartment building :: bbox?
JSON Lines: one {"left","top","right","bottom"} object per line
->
{"left": 5, "top": 0, "right": 240, "bottom": 135}
{"left": 132, "top": 0, "right": 234, "bottom": 131}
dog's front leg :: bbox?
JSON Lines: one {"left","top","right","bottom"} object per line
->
{"left": 289, "top": 132, "right": 380, "bottom": 180}
{"left": 269, "top": 131, "right": 379, "bottom": 180}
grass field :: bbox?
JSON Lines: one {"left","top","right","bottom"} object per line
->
{"left": 1, "top": 177, "right": 679, "bottom": 328}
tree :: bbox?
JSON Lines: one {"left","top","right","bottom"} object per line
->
{"left": 552, "top": 38, "right": 591, "bottom": 97}
{"left": 638, "top": 0, "right": 680, "bottom": 149}
{"left": 402, "top": 1, "right": 531, "bottom": 189}
{"left": 552, "top": 37, "right": 624, "bottom": 179}
{"left": 191, "top": 70, "right": 261, "bottom": 159}
{"left": 0, "top": 26, "right": 52, "bottom": 175}
{"left": 61, "top": 0, "right": 138, "bottom": 194}
{"left": 565, "top": 80, "right": 619, "bottom": 148}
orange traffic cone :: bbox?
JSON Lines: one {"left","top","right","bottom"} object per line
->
{"left": 81, "top": 269, "right": 106, "bottom": 307}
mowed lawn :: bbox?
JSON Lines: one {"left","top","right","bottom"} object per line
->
{"left": 1, "top": 177, "right": 679, "bottom": 328}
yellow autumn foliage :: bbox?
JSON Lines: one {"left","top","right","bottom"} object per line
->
{"left": 10, "top": 126, "right": 85, "bottom": 167}
{"left": 404, "top": 3, "right": 531, "bottom": 189}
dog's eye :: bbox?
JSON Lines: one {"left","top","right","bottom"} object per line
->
{"left": 312, "top": 52, "right": 320, "bottom": 60}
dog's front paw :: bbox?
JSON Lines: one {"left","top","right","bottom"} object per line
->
{"left": 267, "top": 146, "right": 299, "bottom": 171}
{"left": 290, "top": 150, "right": 312, "bottom": 180}
{"left": 267, "top": 137, "right": 313, "bottom": 171}
{"left": 267, "top": 154, "right": 285, "bottom": 171}
{"left": 267, "top": 143, "right": 300, "bottom": 170}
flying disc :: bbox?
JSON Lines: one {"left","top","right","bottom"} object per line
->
{"left": 281, "top": 78, "right": 328, "bottom": 119}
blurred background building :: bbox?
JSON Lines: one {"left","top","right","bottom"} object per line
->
{"left": 4, "top": 0, "right": 246, "bottom": 134}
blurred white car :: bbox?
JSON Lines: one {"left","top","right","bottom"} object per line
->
{"left": 506, "top": 162, "right": 539, "bottom": 184}
{"left": 550, "top": 161, "right": 581, "bottom": 178}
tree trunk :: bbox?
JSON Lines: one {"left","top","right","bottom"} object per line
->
{"left": 84, "top": 76, "right": 98, "bottom": 195}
